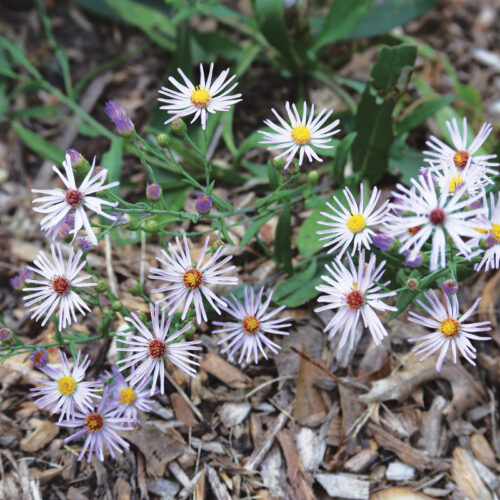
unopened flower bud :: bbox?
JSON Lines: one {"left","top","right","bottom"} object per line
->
{"left": 146, "top": 183, "right": 163, "bottom": 201}
{"left": 440, "top": 279, "right": 458, "bottom": 295}
{"left": 111, "top": 300, "right": 124, "bottom": 312}
{"left": 95, "top": 280, "right": 107, "bottom": 293}
{"left": 287, "top": 160, "right": 300, "bottom": 175}
{"left": 73, "top": 238, "right": 94, "bottom": 252}
{"left": 308, "top": 170, "right": 319, "bottom": 187}
{"left": 66, "top": 148, "right": 91, "bottom": 181}
{"left": 406, "top": 278, "right": 419, "bottom": 291}
{"left": 123, "top": 278, "right": 143, "bottom": 296}
{"left": 273, "top": 157, "right": 286, "bottom": 171}
{"left": 211, "top": 239, "right": 224, "bottom": 253}
{"left": 170, "top": 118, "right": 187, "bottom": 137}
{"left": 373, "top": 233, "right": 395, "bottom": 251}
{"left": 195, "top": 193, "right": 212, "bottom": 215}
{"left": 156, "top": 133, "right": 171, "bottom": 148}
{"left": 0, "top": 327, "right": 13, "bottom": 345}
{"left": 105, "top": 101, "right": 135, "bottom": 136}
{"left": 29, "top": 348, "right": 48, "bottom": 368}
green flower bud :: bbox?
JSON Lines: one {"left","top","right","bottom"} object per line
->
{"left": 95, "top": 280, "right": 108, "bottom": 293}
{"left": 0, "top": 327, "right": 14, "bottom": 345}
{"left": 405, "top": 278, "right": 419, "bottom": 291}
{"left": 170, "top": 118, "right": 187, "bottom": 138}
{"left": 211, "top": 239, "right": 224, "bottom": 253}
{"left": 157, "top": 133, "right": 171, "bottom": 148}
{"left": 272, "top": 157, "right": 286, "bottom": 171}
{"left": 111, "top": 300, "right": 123, "bottom": 312}
{"left": 308, "top": 170, "right": 319, "bottom": 187}
{"left": 145, "top": 218, "right": 160, "bottom": 232}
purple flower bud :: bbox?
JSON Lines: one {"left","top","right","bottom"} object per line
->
{"left": 93, "top": 165, "right": 107, "bottom": 177}
{"left": 391, "top": 196, "right": 404, "bottom": 215}
{"left": 10, "top": 274, "right": 24, "bottom": 290}
{"left": 372, "top": 233, "right": 394, "bottom": 251}
{"left": 111, "top": 211, "right": 129, "bottom": 224}
{"left": 196, "top": 194, "right": 212, "bottom": 215}
{"left": 29, "top": 348, "right": 49, "bottom": 368}
{"left": 403, "top": 250, "right": 422, "bottom": 268}
{"left": 0, "top": 327, "right": 13, "bottom": 343}
{"left": 441, "top": 280, "right": 458, "bottom": 295}
{"left": 123, "top": 278, "right": 136, "bottom": 290}
{"left": 146, "top": 183, "right": 162, "bottom": 201}
{"left": 105, "top": 101, "right": 134, "bottom": 136}
{"left": 73, "top": 238, "right": 94, "bottom": 252}
{"left": 66, "top": 148, "right": 84, "bottom": 166}
{"left": 20, "top": 267, "right": 34, "bottom": 280}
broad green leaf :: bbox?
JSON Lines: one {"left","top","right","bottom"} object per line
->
{"left": 192, "top": 32, "right": 241, "bottom": 61}
{"left": 267, "top": 163, "right": 280, "bottom": 190}
{"left": 396, "top": 96, "right": 454, "bottom": 135}
{"left": 348, "top": 0, "right": 440, "bottom": 40}
{"left": 311, "top": 0, "right": 372, "bottom": 52}
{"left": 389, "top": 289, "right": 422, "bottom": 320}
{"left": 240, "top": 213, "right": 274, "bottom": 248}
{"left": 274, "top": 206, "right": 292, "bottom": 273}
{"left": 389, "top": 140, "right": 422, "bottom": 183}
{"left": 12, "top": 122, "right": 64, "bottom": 163}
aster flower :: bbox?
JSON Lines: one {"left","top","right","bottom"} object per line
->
{"left": 148, "top": 234, "right": 238, "bottom": 324}
{"left": 117, "top": 303, "right": 202, "bottom": 395}
{"left": 158, "top": 62, "right": 242, "bottom": 130}
{"left": 60, "top": 387, "right": 133, "bottom": 462}
{"left": 29, "top": 347, "right": 49, "bottom": 368}
{"left": 471, "top": 192, "right": 500, "bottom": 272}
{"left": 195, "top": 193, "right": 212, "bottom": 215}
{"left": 45, "top": 213, "right": 74, "bottom": 240}
{"left": 432, "top": 160, "right": 494, "bottom": 197}
{"left": 31, "top": 349, "right": 101, "bottom": 422}
{"left": 73, "top": 237, "right": 94, "bottom": 252}
{"left": 424, "top": 117, "right": 498, "bottom": 173}
{"left": 23, "top": 244, "right": 96, "bottom": 330}
{"left": 317, "top": 184, "right": 390, "bottom": 257}
{"left": 105, "top": 100, "right": 134, "bottom": 136}
{"left": 387, "top": 174, "right": 486, "bottom": 271}
{"left": 315, "top": 251, "right": 396, "bottom": 349}
{"left": 409, "top": 290, "right": 491, "bottom": 372}
{"left": 440, "top": 280, "right": 458, "bottom": 295}
{"left": 146, "top": 183, "right": 162, "bottom": 201}
{"left": 259, "top": 101, "right": 340, "bottom": 169}
{"left": 32, "top": 154, "right": 119, "bottom": 245}
{"left": 0, "top": 327, "right": 13, "bottom": 344}
{"left": 212, "top": 286, "right": 291, "bottom": 364}
{"left": 109, "top": 367, "right": 154, "bottom": 422}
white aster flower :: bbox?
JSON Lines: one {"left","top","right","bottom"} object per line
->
{"left": 60, "top": 387, "right": 133, "bottom": 463}
{"left": 148, "top": 234, "right": 238, "bottom": 324}
{"left": 212, "top": 285, "right": 291, "bottom": 364}
{"left": 117, "top": 303, "right": 202, "bottom": 395}
{"left": 387, "top": 174, "right": 486, "bottom": 271}
{"left": 23, "top": 244, "right": 96, "bottom": 330}
{"left": 32, "top": 154, "right": 119, "bottom": 245}
{"left": 258, "top": 101, "right": 340, "bottom": 169}
{"left": 432, "top": 160, "right": 494, "bottom": 197}
{"left": 317, "top": 184, "right": 389, "bottom": 257}
{"left": 315, "top": 251, "right": 396, "bottom": 349}
{"left": 409, "top": 290, "right": 491, "bottom": 372}
{"left": 424, "top": 117, "right": 498, "bottom": 174}
{"left": 471, "top": 192, "right": 500, "bottom": 272}
{"left": 31, "top": 349, "right": 101, "bottom": 422}
{"left": 157, "top": 62, "right": 242, "bottom": 130}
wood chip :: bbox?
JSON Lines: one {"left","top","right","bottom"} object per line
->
{"left": 206, "top": 466, "right": 231, "bottom": 500}
{"left": 219, "top": 401, "right": 251, "bottom": 427}
{"left": 20, "top": 421, "right": 59, "bottom": 453}
{"left": 344, "top": 449, "right": 378, "bottom": 474}
{"left": 451, "top": 447, "right": 492, "bottom": 500}
{"left": 470, "top": 433, "right": 497, "bottom": 469}
{"left": 201, "top": 353, "right": 250, "bottom": 389}
{"left": 370, "top": 487, "right": 437, "bottom": 499}
{"left": 315, "top": 472, "right": 370, "bottom": 499}
{"left": 171, "top": 392, "right": 197, "bottom": 427}
{"left": 386, "top": 461, "right": 416, "bottom": 481}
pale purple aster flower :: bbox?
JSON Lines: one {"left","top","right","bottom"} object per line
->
{"left": 21, "top": 267, "right": 34, "bottom": 280}
{"left": 387, "top": 174, "right": 487, "bottom": 271}
{"left": 117, "top": 303, "right": 202, "bottom": 395}
{"left": 123, "top": 278, "right": 136, "bottom": 290}
{"left": 403, "top": 250, "right": 423, "bottom": 268}
{"left": 148, "top": 234, "right": 238, "bottom": 324}
{"left": 315, "top": 251, "right": 397, "bottom": 349}
{"left": 158, "top": 63, "right": 242, "bottom": 130}
{"left": 0, "top": 327, "right": 13, "bottom": 342}
{"left": 409, "top": 290, "right": 491, "bottom": 372}
{"left": 440, "top": 280, "right": 458, "bottom": 295}
{"left": 23, "top": 244, "right": 96, "bottom": 330}
{"left": 60, "top": 387, "right": 133, "bottom": 462}
{"left": 146, "top": 183, "right": 162, "bottom": 201}
{"left": 32, "top": 154, "right": 119, "bottom": 245}
{"left": 213, "top": 286, "right": 291, "bottom": 364}
{"left": 317, "top": 184, "right": 390, "bottom": 257}
{"left": 73, "top": 238, "right": 94, "bottom": 252}
{"left": 195, "top": 193, "right": 212, "bottom": 215}
{"left": 259, "top": 101, "right": 340, "bottom": 169}
{"left": 29, "top": 347, "right": 49, "bottom": 368}
{"left": 66, "top": 148, "right": 84, "bottom": 167}
{"left": 105, "top": 101, "right": 134, "bottom": 136}
{"left": 31, "top": 349, "right": 101, "bottom": 422}
{"left": 372, "top": 233, "right": 395, "bottom": 251}
{"left": 109, "top": 367, "right": 154, "bottom": 422}
{"left": 10, "top": 274, "right": 24, "bottom": 291}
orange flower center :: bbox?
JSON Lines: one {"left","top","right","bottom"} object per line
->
{"left": 242, "top": 316, "right": 260, "bottom": 335}
{"left": 453, "top": 150, "right": 469, "bottom": 169}
{"left": 85, "top": 413, "right": 105, "bottom": 433}
{"left": 346, "top": 285, "right": 364, "bottom": 310}
{"left": 182, "top": 269, "right": 203, "bottom": 290}
{"left": 51, "top": 275, "right": 70, "bottom": 296}
{"left": 439, "top": 318, "right": 460, "bottom": 338}
{"left": 148, "top": 339, "right": 167, "bottom": 360}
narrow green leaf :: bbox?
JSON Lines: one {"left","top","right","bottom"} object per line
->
{"left": 274, "top": 206, "right": 293, "bottom": 273}
{"left": 396, "top": 96, "right": 454, "bottom": 135}
{"left": 12, "top": 122, "right": 64, "bottom": 163}
{"left": 240, "top": 213, "right": 274, "bottom": 248}
{"left": 333, "top": 132, "right": 356, "bottom": 182}
{"left": 102, "top": 138, "right": 123, "bottom": 195}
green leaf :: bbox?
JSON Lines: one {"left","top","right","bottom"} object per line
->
{"left": 311, "top": 0, "right": 372, "bottom": 52}
{"left": 102, "top": 138, "right": 123, "bottom": 195}
{"left": 396, "top": 96, "right": 454, "bottom": 135}
{"left": 389, "top": 140, "right": 422, "bottom": 183}
{"left": 192, "top": 31, "right": 241, "bottom": 61}
{"left": 348, "top": 0, "right": 440, "bottom": 40}
{"left": 333, "top": 132, "right": 356, "bottom": 182}
{"left": 389, "top": 289, "right": 422, "bottom": 320}
{"left": 351, "top": 44, "right": 416, "bottom": 182}
{"left": 12, "top": 121, "right": 64, "bottom": 163}
{"left": 267, "top": 162, "right": 280, "bottom": 190}
{"left": 274, "top": 206, "right": 293, "bottom": 273}
{"left": 240, "top": 213, "right": 274, "bottom": 248}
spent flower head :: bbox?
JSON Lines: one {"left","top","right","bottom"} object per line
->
{"left": 105, "top": 101, "right": 134, "bottom": 136}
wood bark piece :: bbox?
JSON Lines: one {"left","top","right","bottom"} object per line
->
{"left": 277, "top": 429, "right": 315, "bottom": 500}
{"left": 20, "top": 421, "right": 59, "bottom": 453}
{"left": 451, "top": 447, "right": 492, "bottom": 500}
{"left": 201, "top": 353, "right": 251, "bottom": 388}
{"left": 170, "top": 392, "right": 197, "bottom": 427}
{"left": 421, "top": 395, "right": 446, "bottom": 457}
{"left": 206, "top": 466, "right": 231, "bottom": 500}
{"left": 370, "top": 487, "right": 437, "bottom": 499}
{"left": 344, "top": 449, "right": 379, "bottom": 473}
{"left": 368, "top": 423, "right": 442, "bottom": 471}
{"left": 470, "top": 433, "right": 497, "bottom": 468}
{"left": 315, "top": 472, "right": 370, "bottom": 499}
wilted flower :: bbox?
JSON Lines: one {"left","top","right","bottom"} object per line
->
{"left": 105, "top": 101, "right": 134, "bottom": 136}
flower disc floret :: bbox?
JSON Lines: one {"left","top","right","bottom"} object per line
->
{"left": 85, "top": 413, "right": 105, "bottom": 433}
{"left": 291, "top": 125, "right": 311, "bottom": 145}
{"left": 191, "top": 86, "right": 211, "bottom": 108}
{"left": 439, "top": 318, "right": 460, "bottom": 338}
{"left": 148, "top": 339, "right": 167, "bottom": 360}
{"left": 51, "top": 275, "right": 71, "bottom": 296}
{"left": 346, "top": 289, "right": 364, "bottom": 310}
{"left": 242, "top": 316, "right": 260, "bottom": 335}
{"left": 182, "top": 269, "right": 203, "bottom": 290}
{"left": 453, "top": 150, "right": 469, "bottom": 169}
{"left": 492, "top": 224, "right": 500, "bottom": 243}
{"left": 119, "top": 387, "right": 136, "bottom": 405}
{"left": 429, "top": 208, "right": 446, "bottom": 226}
{"left": 57, "top": 375, "right": 77, "bottom": 396}
{"left": 65, "top": 189, "right": 83, "bottom": 207}
{"left": 346, "top": 214, "right": 366, "bottom": 233}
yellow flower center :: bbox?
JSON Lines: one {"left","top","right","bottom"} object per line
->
{"left": 439, "top": 318, "right": 460, "bottom": 338}
{"left": 491, "top": 224, "right": 500, "bottom": 243}
{"left": 182, "top": 269, "right": 203, "bottom": 290}
{"left": 346, "top": 214, "right": 366, "bottom": 233}
{"left": 57, "top": 376, "right": 77, "bottom": 396}
{"left": 449, "top": 176, "right": 464, "bottom": 194}
{"left": 242, "top": 316, "right": 260, "bottom": 335}
{"left": 119, "top": 387, "right": 136, "bottom": 405}
{"left": 191, "top": 86, "right": 211, "bottom": 108}
{"left": 291, "top": 125, "right": 311, "bottom": 145}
